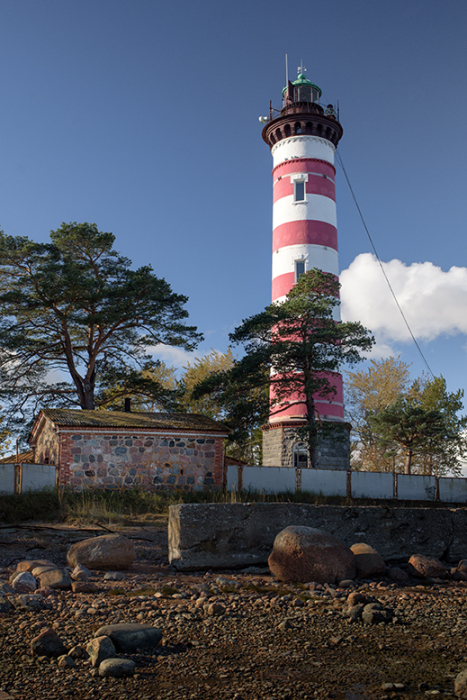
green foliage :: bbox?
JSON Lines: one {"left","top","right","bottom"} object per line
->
{"left": 346, "top": 357, "right": 412, "bottom": 472}
{"left": 180, "top": 348, "right": 236, "bottom": 418}
{"left": 196, "top": 269, "right": 374, "bottom": 466}
{"left": 0, "top": 408, "right": 11, "bottom": 456}
{"left": 368, "top": 375, "right": 467, "bottom": 476}
{"left": 0, "top": 222, "right": 202, "bottom": 436}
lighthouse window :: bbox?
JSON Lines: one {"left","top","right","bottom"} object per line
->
{"left": 295, "top": 260, "right": 306, "bottom": 281}
{"left": 294, "top": 180, "right": 305, "bottom": 202}
{"left": 297, "top": 86, "right": 312, "bottom": 103}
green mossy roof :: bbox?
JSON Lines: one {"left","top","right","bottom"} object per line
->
{"left": 40, "top": 408, "right": 229, "bottom": 433}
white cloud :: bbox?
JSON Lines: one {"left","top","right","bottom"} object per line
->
{"left": 149, "top": 344, "right": 202, "bottom": 369}
{"left": 340, "top": 254, "right": 467, "bottom": 344}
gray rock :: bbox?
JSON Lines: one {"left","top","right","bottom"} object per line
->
{"left": 67, "top": 533, "right": 135, "bottom": 570}
{"left": 387, "top": 567, "right": 409, "bottom": 583}
{"left": 30, "top": 628, "right": 67, "bottom": 657}
{"left": 57, "top": 655, "right": 76, "bottom": 668}
{"left": 278, "top": 619, "right": 293, "bottom": 631}
{"left": 98, "top": 658, "right": 136, "bottom": 678}
{"left": 455, "top": 669, "right": 467, "bottom": 698}
{"left": 347, "top": 604, "right": 364, "bottom": 622}
{"left": 103, "top": 571, "right": 125, "bottom": 581}
{"left": 68, "top": 645, "right": 87, "bottom": 659}
{"left": 86, "top": 636, "right": 116, "bottom": 667}
{"left": 346, "top": 591, "right": 371, "bottom": 607}
{"left": 350, "top": 543, "right": 386, "bottom": 578}
{"left": 71, "top": 581, "right": 98, "bottom": 593}
{"left": 12, "top": 571, "right": 36, "bottom": 593}
{"left": 0, "top": 529, "right": 14, "bottom": 544}
{"left": 14, "top": 594, "right": 46, "bottom": 611}
{"left": 408, "top": 554, "right": 449, "bottom": 579}
{"left": 31, "top": 565, "right": 57, "bottom": 577}
{"left": 268, "top": 526, "right": 356, "bottom": 584}
{"left": 38, "top": 569, "right": 72, "bottom": 590}
{"left": 71, "top": 563, "right": 91, "bottom": 581}
{"left": 215, "top": 576, "right": 241, "bottom": 588}
{"left": 207, "top": 602, "right": 225, "bottom": 616}
{"left": 0, "top": 580, "right": 15, "bottom": 595}
{"left": 16, "top": 559, "right": 55, "bottom": 573}
{"left": 0, "top": 596, "right": 13, "bottom": 613}
{"left": 362, "top": 603, "right": 393, "bottom": 624}
{"left": 95, "top": 623, "right": 162, "bottom": 652}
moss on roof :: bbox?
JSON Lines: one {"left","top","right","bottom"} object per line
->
{"left": 40, "top": 408, "right": 229, "bottom": 433}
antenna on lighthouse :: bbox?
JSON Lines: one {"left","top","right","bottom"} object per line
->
{"left": 285, "top": 53, "right": 288, "bottom": 84}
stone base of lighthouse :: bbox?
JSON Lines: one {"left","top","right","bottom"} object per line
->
{"left": 262, "top": 421, "right": 350, "bottom": 471}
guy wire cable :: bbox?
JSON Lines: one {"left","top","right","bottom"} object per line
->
{"left": 336, "top": 150, "right": 434, "bottom": 379}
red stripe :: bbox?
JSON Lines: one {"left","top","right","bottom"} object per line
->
{"left": 272, "top": 272, "right": 295, "bottom": 300}
{"left": 270, "top": 372, "right": 343, "bottom": 403}
{"left": 273, "top": 175, "right": 335, "bottom": 203}
{"left": 273, "top": 158, "right": 336, "bottom": 178}
{"left": 270, "top": 403, "right": 344, "bottom": 420}
{"left": 273, "top": 220, "right": 337, "bottom": 252}
{"left": 269, "top": 372, "right": 344, "bottom": 421}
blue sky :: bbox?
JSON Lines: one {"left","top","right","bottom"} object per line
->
{"left": 1, "top": 0, "right": 466, "bottom": 408}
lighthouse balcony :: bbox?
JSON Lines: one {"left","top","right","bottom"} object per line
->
{"left": 280, "top": 101, "right": 326, "bottom": 117}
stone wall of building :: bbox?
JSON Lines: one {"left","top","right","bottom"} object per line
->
{"left": 36, "top": 428, "right": 224, "bottom": 492}
{"left": 34, "top": 418, "right": 61, "bottom": 467}
{"left": 262, "top": 422, "right": 350, "bottom": 470}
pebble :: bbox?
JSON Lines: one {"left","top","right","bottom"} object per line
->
{"left": 2, "top": 527, "right": 467, "bottom": 699}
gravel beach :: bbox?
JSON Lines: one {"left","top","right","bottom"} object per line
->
{"left": 1, "top": 523, "right": 467, "bottom": 699}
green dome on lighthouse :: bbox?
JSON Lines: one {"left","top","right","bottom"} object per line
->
{"left": 282, "top": 73, "right": 322, "bottom": 97}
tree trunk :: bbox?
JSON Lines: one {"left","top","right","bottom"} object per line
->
{"left": 405, "top": 449, "right": 412, "bottom": 475}
{"left": 82, "top": 383, "right": 95, "bottom": 410}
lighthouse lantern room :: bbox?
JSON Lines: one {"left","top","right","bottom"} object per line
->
{"left": 260, "top": 66, "right": 350, "bottom": 470}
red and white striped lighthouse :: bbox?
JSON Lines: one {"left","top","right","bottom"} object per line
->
{"left": 261, "top": 67, "right": 348, "bottom": 469}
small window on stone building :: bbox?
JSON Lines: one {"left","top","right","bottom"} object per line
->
{"left": 293, "top": 442, "right": 308, "bottom": 468}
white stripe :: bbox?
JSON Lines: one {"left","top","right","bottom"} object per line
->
{"left": 272, "top": 244, "right": 339, "bottom": 278}
{"left": 271, "top": 136, "right": 335, "bottom": 168}
{"left": 273, "top": 194, "right": 337, "bottom": 230}
{"left": 274, "top": 170, "right": 335, "bottom": 185}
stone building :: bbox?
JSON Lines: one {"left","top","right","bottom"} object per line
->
{"left": 28, "top": 409, "right": 229, "bottom": 491}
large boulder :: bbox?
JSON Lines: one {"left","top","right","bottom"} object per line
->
{"left": 350, "top": 543, "right": 386, "bottom": 578}
{"left": 268, "top": 525, "right": 356, "bottom": 584}
{"left": 66, "top": 534, "right": 135, "bottom": 570}
{"left": 408, "top": 553, "right": 449, "bottom": 579}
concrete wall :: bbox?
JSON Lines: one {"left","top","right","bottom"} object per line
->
{"left": 351, "top": 471, "right": 394, "bottom": 500}
{"left": 398, "top": 475, "right": 437, "bottom": 501}
{"left": 21, "top": 463, "right": 57, "bottom": 492}
{"left": 226, "top": 464, "right": 467, "bottom": 504}
{"left": 439, "top": 478, "right": 467, "bottom": 503}
{"left": 0, "top": 464, "right": 15, "bottom": 494}
{"left": 301, "top": 468, "right": 347, "bottom": 497}
{"left": 0, "top": 463, "right": 55, "bottom": 494}
{"left": 169, "top": 502, "right": 467, "bottom": 570}
{"left": 242, "top": 466, "right": 296, "bottom": 494}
